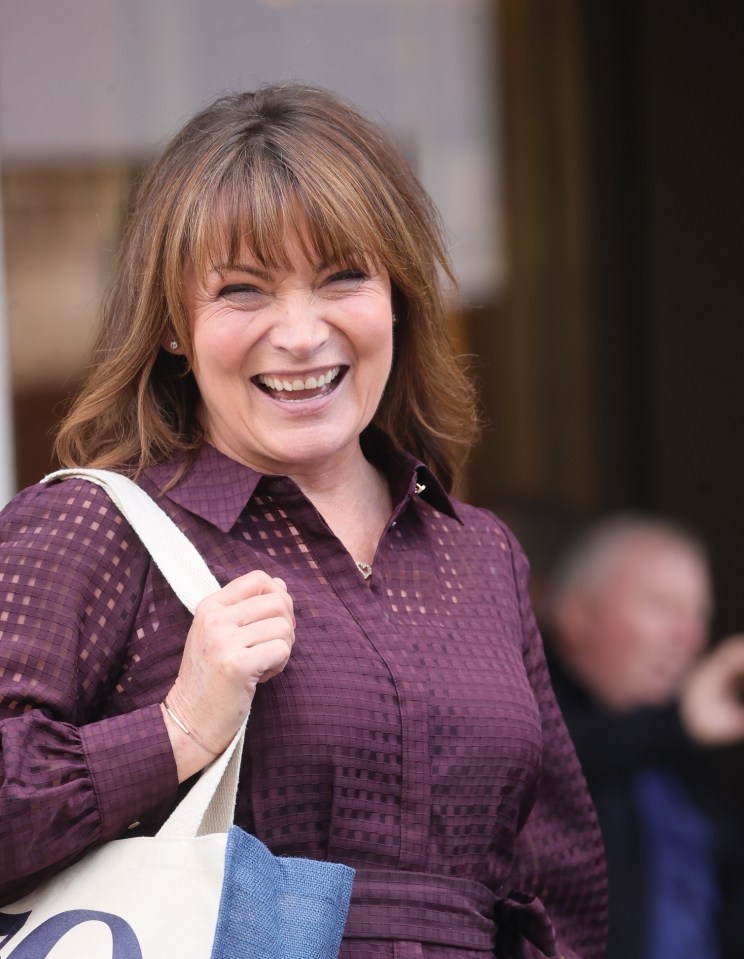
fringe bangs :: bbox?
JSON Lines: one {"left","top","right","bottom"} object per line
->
{"left": 183, "top": 146, "right": 389, "bottom": 283}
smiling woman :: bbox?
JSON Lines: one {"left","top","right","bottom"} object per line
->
{"left": 0, "top": 85, "right": 608, "bottom": 958}
{"left": 178, "top": 234, "right": 394, "bottom": 491}
{"left": 55, "top": 85, "right": 476, "bottom": 494}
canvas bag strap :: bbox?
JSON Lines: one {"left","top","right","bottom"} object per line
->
{"left": 43, "top": 467, "right": 220, "bottom": 614}
{"left": 43, "top": 467, "right": 247, "bottom": 838}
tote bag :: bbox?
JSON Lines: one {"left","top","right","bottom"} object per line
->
{"left": 0, "top": 469, "right": 354, "bottom": 959}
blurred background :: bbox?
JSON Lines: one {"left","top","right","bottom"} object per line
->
{"left": 1, "top": 0, "right": 742, "bottom": 635}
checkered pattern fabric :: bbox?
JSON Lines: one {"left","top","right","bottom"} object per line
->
{"left": 0, "top": 434, "right": 606, "bottom": 957}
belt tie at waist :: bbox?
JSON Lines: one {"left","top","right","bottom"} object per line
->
{"left": 345, "top": 867, "right": 556, "bottom": 957}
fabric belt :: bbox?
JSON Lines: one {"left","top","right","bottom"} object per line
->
{"left": 344, "top": 867, "right": 556, "bottom": 957}
{"left": 346, "top": 867, "right": 496, "bottom": 949}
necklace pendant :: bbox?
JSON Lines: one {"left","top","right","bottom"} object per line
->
{"left": 355, "top": 561, "right": 373, "bottom": 580}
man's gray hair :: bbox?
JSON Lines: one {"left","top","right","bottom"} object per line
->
{"left": 542, "top": 512, "right": 708, "bottom": 626}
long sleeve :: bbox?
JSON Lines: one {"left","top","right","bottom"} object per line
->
{"left": 0, "top": 480, "right": 179, "bottom": 904}
{"left": 504, "top": 529, "right": 608, "bottom": 959}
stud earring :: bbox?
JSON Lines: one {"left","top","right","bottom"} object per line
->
{"left": 169, "top": 340, "right": 179, "bottom": 351}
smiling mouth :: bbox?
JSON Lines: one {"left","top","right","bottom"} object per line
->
{"left": 253, "top": 365, "right": 345, "bottom": 401}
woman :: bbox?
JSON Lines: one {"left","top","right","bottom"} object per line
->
{"left": 0, "top": 85, "right": 606, "bottom": 957}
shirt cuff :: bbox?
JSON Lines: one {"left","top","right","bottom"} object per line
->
{"left": 80, "top": 703, "right": 179, "bottom": 840}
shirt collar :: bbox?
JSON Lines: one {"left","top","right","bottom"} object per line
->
{"left": 145, "top": 430, "right": 461, "bottom": 532}
{"left": 361, "top": 427, "right": 461, "bottom": 523}
{"left": 146, "top": 443, "right": 263, "bottom": 532}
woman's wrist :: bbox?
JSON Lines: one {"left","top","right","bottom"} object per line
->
{"left": 160, "top": 701, "right": 218, "bottom": 782}
{"left": 163, "top": 699, "right": 219, "bottom": 756}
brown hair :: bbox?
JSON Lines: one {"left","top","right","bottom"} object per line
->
{"left": 55, "top": 84, "right": 479, "bottom": 491}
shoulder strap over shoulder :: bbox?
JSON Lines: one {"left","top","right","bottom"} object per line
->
{"left": 43, "top": 467, "right": 219, "bottom": 615}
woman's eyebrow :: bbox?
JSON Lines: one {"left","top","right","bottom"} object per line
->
{"left": 210, "top": 256, "right": 365, "bottom": 280}
{"left": 212, "top": 262, "right": 274, "bottom": 281}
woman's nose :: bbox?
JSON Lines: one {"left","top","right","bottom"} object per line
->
{"left": 268, "top": 297, "right": 330, "bottom": 357}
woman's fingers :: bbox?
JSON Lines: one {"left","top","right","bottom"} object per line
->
{"left": 209, "top": 591, "right": 295, "bottom": 635}
{"left": 204, "top": 571, "right": 294, "bottom": 632}
{"left": 214, "top": 570, "right": 291, "bottom": 607}
{"left": 237, "top": 636, "right": 293, "bottom": 684}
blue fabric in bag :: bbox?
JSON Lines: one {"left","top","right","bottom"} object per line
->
{"left": 210, "top": 827, "right": 355, "bottom": 959}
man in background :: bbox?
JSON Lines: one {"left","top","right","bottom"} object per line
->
{"left": 542, "top": 514, "right": 721, "bottom": 959}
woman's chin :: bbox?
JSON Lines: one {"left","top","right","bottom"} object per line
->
{"left": 239, "top": 430, "right": 365, "bottom": 478}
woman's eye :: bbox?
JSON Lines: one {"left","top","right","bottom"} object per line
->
{"left": 326, "top": 270, "right": 367, "bottom": 285}
{"left": 219, "top": 284, "right": 261, "bottom": 297}
{"left": 216, "top": 284, "right": 265, "bottom": 308}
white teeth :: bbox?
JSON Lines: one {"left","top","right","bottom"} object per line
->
{"left": 257, "top": 366, "right": 340, "bottom": 393}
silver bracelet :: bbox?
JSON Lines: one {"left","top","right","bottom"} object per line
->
{"left": 163, "top": 699, "right": 218, "bottom": 756}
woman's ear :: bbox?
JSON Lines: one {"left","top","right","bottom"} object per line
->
{"left": 161, "top": 335, "right": 182, "bottom": 354}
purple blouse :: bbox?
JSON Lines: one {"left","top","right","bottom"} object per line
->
{"left": 0, "top": 434, "right": 606, "bottom": 957}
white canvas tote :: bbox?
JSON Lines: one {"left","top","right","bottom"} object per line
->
{"left": 0, "top": 728, "right": 244, "bottom": 958}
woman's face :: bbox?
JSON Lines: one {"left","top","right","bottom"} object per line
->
{"left": 183, "top": 232, "right": 394, "bottom": 478}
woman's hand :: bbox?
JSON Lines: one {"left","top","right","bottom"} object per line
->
{"left": 680, "top": 633, "right": 744, "bottom": 746}
{"left": 162, "top": 570, "right": 294, "bottom": 780}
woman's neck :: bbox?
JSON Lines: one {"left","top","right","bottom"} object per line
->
{"left": 289, "top": 449, "right": 393, "bottom": 568}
